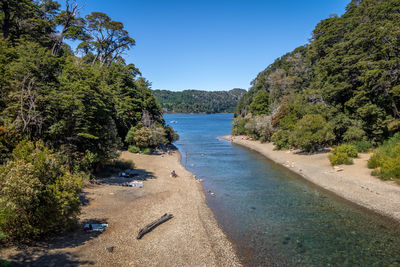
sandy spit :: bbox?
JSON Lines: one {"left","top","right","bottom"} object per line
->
{"left": 224, "top": 135, "right": 400, "bottom": 222}
{"left": 0, "top": 150, "right": 241, "bottom": 267}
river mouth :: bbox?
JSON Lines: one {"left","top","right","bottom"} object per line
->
{"left": 165, "top": 113, "right": 400, "bottom": 266}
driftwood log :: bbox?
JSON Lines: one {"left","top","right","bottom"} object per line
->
{"left": 137, "top": 213, "right": 173, "bottom": 239}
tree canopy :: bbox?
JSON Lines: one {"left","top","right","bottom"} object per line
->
{"left": 153, "top": 88, "right": 246, "bottom": 114}
{"left": 233, "top": 0, "right": 400, "bottom": 152}
{"left": 0, "top": 0, "right": 176, "bottom": 241}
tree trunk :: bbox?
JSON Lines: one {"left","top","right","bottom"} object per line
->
{"left": 52, "top": 37, "right": 63, "bottom": 55}
{"left": 137, "top": 213, "right": 173, "bottom": 239}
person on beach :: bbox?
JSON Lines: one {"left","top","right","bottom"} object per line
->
{"left": 171, "top": 170, "right": 177, "bottom": 178}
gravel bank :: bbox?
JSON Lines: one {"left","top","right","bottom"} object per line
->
{"left": 0, "top": 150, "right": 241, "bottom": 266}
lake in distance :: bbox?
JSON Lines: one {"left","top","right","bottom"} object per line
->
{"left": 165, "top": 113, "right": 400, "bottom": 266}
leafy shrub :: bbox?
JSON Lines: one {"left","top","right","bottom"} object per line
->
{"left": 244, "top": 115, "right": 274, "bottom": 142}
{"left": 334, "top": 144, "right": 358, "bottom": 158}
{"left": 74, "top": 150, "right": 100, "bottom": 173}
{"left": 368, "top": 134, "right": 400, "bottom": 180}
{"left": 367, "top": 151, "right": 387, "bottom": 169}
{"left": 151, "top": 126, "right": 168, "bottom": 146}
{"left": 231, "top": 118, "right": 248, "bottom": 136}
{"left": 343, "top": 126, "right": 366, "bottom": 142}
{"left": 289, "top": 114, "right": 334, "bottom": 152}
{"left": 126, "top": 124, "right": 177, "bottom": 148}
{"left": 134, "top": 127, "right": 153, "bottom": 149}
{"left": 351, "top": 140, "right": 372, "bottom": 153}
{"left": 329, "top": 144, "right": 358, "bottom": 166}
{"left": 271, "top": 129, "right": 290, "bottom": 150}
{"left": 128, "top": 145, "right": 140, "bottom": 153}
{"left": 329, "top": 152, "right": 354, "bottom": 165}
{"left": 125, "top": 124, "right": 142, "bottom": 144}
{"left": 142, "top": 148, "right": 152, "bottom": 155}
{"left": 164, "top": 126, "right": 179, "bottom": 143}
{"left": 380, "top": 157, "right": 400, "bottom": 180}
{"left": 0, "top": 140, "right": 82, "bottom": 241}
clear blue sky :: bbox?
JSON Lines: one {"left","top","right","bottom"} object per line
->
{"left": 74, "top": 0, "right": 350, "bottom": 91}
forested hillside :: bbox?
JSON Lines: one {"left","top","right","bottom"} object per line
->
{"left": 0, "top": 0, "right": 177, "bottom": 241}
{"left": 153, "top": 89, "right": 246, "bottom": 113}
{"left": 233, "top": 0, "right": 400, "bottom": 179}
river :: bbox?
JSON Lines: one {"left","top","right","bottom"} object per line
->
{"left": 165, "top": 113, "right": 400, "bottom": 266}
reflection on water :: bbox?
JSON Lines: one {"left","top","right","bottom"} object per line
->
{"left": 165, "top": 114, "right": 400, "bottom": 266}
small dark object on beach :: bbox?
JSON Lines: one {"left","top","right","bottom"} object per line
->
{"left": 107, "top": 246, "right": 115, "bottom": 253}
{"left": 137, "top": 213, "right": 173, "bottom": 239}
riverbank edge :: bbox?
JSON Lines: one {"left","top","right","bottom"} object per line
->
{"left": 222, "top": 135, "right": 400, "bottom": 223}
{"left": 0, "top": 149, "right": 243, "bottom": 266}
{"left": 172, "top": 147, "right": 244, "bottom": 265}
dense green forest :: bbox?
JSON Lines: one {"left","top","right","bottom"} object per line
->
{"left": 232, "top": 0, "right": 400, "bottom": 180}
{"left": 0, "top": 0, "right": 176, "bottom": 241}
{"left": 153, "top": 88, "right": 246, "bottom": 113}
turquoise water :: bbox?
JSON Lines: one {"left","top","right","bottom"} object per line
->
{"left": 165, "top": 114, "right": 400, "bottom": 266}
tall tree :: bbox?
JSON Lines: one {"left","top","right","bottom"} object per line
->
{"left": 78, "top": 12, "right": 135, "bottom": 66}
{"left": 51, "top": 0, "right": 85, "bottom": 55}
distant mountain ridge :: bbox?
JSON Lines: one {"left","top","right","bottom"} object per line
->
{"left": 153, "top": 88, "right": 246, "bottom": 114}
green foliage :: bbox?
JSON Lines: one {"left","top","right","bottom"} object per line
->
{"left": 343, "top": 126, "right": 366, "bottom": 142}
{"left": 153, "top": 88, "right": 246, "bottom": 114}
{"left": 142, "top": 148, "right": 152, "bottom": 155}
{"left": 128, "top": 145, "right": 140, "bottom": 153}
{"left": 0, "top": 0, "right": 174, "bottom": 241}
{"left": 329, "top": 152, "right": 354, "bottom": 166}
{"left": 231, "top": 118, "right": 249, "bottom": 136}
{"left": 368, "top": 133, "right": 400, "bottom": 180}
{"left": 164, "top": 125, "right": 179, "bottom": 143}
{"left": 289, "top": 114, "right": 334, "bottom": 152}
{"left": 0, "top": 140, "right": 82, "bottom": 241}
{"left": 242, "top": 115, "right": 274, "bottom": 142}
{"left": 133, "top": 127, "right": 153, "bottom": 149}
{"left": 351, "top": 140, "right": 372, "bottom": 153}
{"left": 329, "top": 144, "right": 358, "bottom": 166}
{"left": 0, "top": 126, "right": 21, "bottom": 164}
{"left": 249, "top": 90, "right": 269, "bottom": 115}
{"left": 125, "top": 124, "right": 142, "bottom": 144}
{"left": 0, "top": 0, "right": 173, "bottom": 172}
{"left": 233, "top": 0, "right": 400, "bottom": 148}
{"left": 333, "top": 144, "right": 358, "bottom": 158}
{"left": 271, "top": 130, "right": 290, "bottom": 150}
{"left": 128, "top": 125, "right": 178, "bottom": 149}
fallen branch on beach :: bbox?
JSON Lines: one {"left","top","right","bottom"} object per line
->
{"left": 137, "top": 213, "right": 174, "bottom": 239}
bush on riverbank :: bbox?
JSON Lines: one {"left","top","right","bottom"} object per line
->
{"left": 142, "top": 148, "right": 152, "bottom": 155}
{"left": 329, "top": 144, "right": 358, "bottom": 166}
{"left": 128, "top": 145, "right": 140, "bottom": 153}
{"left": 350, "top": 140, "right": 372, "bottom": 153}
{"left": 368, "top": 133, "right": 400, "bottom": 180}
{"left": 288, "top": 114, "right": 335, "bottom": 153}
{"left": 125, "top": 124, "right": 179, "bottom": 150}
{"left": 0, "top": 141, "right": 83, "bottom": 242}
